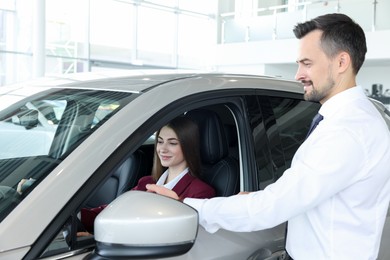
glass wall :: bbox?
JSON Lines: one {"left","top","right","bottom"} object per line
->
{"left": 1, "top": 0, "right": 34, "bottom": 85}
{"left": 2, "top": 0, "right": 389, "bottom": 86}
{"left": 46, "top": 0, "right": 90, "bottom": 74}
{"left": 219, "top": 0, "right": 390, "bottom": 43}
{"left": 0, "top": 0, "right": 217, "bottom": 86}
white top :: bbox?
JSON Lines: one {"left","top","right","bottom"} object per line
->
{"left": 156, "top": 167, "right": 188, "bottom": 190}
{"left": 184, "top": 86, "right": 390, "bottom": 260}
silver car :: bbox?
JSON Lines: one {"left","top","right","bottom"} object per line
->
{"left": 0, "top": 71, "right": 389, "bottom": 259}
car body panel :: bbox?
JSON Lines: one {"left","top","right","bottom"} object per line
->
{"left": 159, "top": 227, "right": 285, "bottom": 260}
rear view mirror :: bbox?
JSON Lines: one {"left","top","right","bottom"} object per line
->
{"left": 12, "top": 109, "right": 39, "bottom": 129}
{"left": 88, "top": 191, "right": 198, "bottom": 259}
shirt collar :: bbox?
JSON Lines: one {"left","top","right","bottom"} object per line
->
{"left": 156, "top": 167, "right": 189, "bottom": 190}
{"left": 319, "top": 86, "right": 365, "bottom": 119}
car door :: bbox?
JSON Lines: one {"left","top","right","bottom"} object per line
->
{"left": 31, "top": 91, "right": 281, "bottom": 259}
{"left": 32, "top": 89, "right": 319, "bottom": 259}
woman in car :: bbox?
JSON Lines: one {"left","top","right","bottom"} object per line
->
{"left": 80, "top": 116, "right": 215, "bottom": 234}
{"left": 132, "top": 116, "right": 215, "bottom": 198}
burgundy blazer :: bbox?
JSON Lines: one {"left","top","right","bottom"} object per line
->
{"left": 132, "top": 173, "right": 216, "bottom": 200}
{"left": 81, "top": 173, "right": 215, "bottom": 233}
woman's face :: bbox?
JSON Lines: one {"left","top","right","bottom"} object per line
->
{"left": 156, "top": 126, "right": 187, "bottom": 171}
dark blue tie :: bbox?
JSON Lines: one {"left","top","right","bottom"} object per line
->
{"left": 306, "top": 113, "right": 323, "bottom": 139}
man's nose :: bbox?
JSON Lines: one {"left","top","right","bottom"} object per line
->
{"left": 295, "top": 67, "right": 303, "bottom": 81}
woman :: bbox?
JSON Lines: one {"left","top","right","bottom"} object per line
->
{"left": 80, "top": 116, "right": 215, "bottom": 234}
{"left": 133, "top": 116, "right": 215, "bottom": 199}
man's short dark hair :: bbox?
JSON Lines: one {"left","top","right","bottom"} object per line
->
{"left": 293, "top": 13, "right": 367, "bottom": 74}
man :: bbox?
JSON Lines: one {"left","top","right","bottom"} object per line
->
{"left": 147, "top": 13, "right": 390, "bottom": 259}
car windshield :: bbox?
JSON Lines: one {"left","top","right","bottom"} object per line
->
{"left": 0, "top": 86, "right": 135, "bottom": 222}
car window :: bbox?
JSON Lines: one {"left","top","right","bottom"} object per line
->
{"left": 268, "top": 97, "right": 320, "bottom": 168}
{"left": 0, "top": 88, "right": 135, "bottom": 223}
{"left": 0, "top": 100, "right": 65, "bottom": 159}
{"left": 245, "top": 95, "right": 320, "bottom": 190}
{"left": 245, "top": 95, "right": 276, "bottom": 190}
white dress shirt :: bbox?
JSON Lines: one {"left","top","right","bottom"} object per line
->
{"left": 184, "top": 86, "right": 390, "bottom": 260}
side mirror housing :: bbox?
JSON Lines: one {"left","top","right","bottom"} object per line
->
{"left": 89, "top": 191, "right": 198, "bottom": 259}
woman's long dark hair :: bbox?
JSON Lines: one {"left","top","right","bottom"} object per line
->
{"left": 151, "top": 116, "right": 202, "bottom": 181}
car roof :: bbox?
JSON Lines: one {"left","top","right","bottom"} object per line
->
{"left": 5, "top": 70, "right": 303, "bottom": 94}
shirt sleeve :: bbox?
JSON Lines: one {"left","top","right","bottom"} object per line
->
{"left": 184, "top": 126, "right": 366, "bottom": 233}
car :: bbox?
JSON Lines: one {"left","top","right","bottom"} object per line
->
{"left": 0, "top": 71, "right": 389, "bottom": 260}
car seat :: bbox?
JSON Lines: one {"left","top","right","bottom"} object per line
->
{"left": 186, "top": 109, "right": 239, "bottom": 197}
{"left": 85, "top": 149, "right": 146, "bottom": 208}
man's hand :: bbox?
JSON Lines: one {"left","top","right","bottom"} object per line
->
{"left": 146, "top": 184, "right": 179, "bottom": 200}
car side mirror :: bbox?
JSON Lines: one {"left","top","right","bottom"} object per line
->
{"left": 87, "top": 191, "right": 198, "bottom": 259}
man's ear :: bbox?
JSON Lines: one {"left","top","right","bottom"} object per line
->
{"left": 338, "top": 52, "right": 351, "bottom": 73}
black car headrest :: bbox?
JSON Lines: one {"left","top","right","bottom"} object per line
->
{"left": 186, "top": 109, "right": 229, "bottom": 165}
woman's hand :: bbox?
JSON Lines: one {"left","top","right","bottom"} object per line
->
{"left": 77, "top": 231, "right": 92, "bottom": 237}
{"left": 146, "top": 184, "right": 179, "bottom": 200}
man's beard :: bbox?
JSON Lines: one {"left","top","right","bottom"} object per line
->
{"left": 304, "top": 77, "right": 335, "bottom": 102}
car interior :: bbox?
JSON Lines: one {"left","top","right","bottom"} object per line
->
{"left": 185, "top": 108, "right": 239, "bottom": 197}
{"left": 84, "top": 104, "right": 240, "bottom": 210}
{"left": 84, "top": 149, "right": 149, "bottom": 208}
